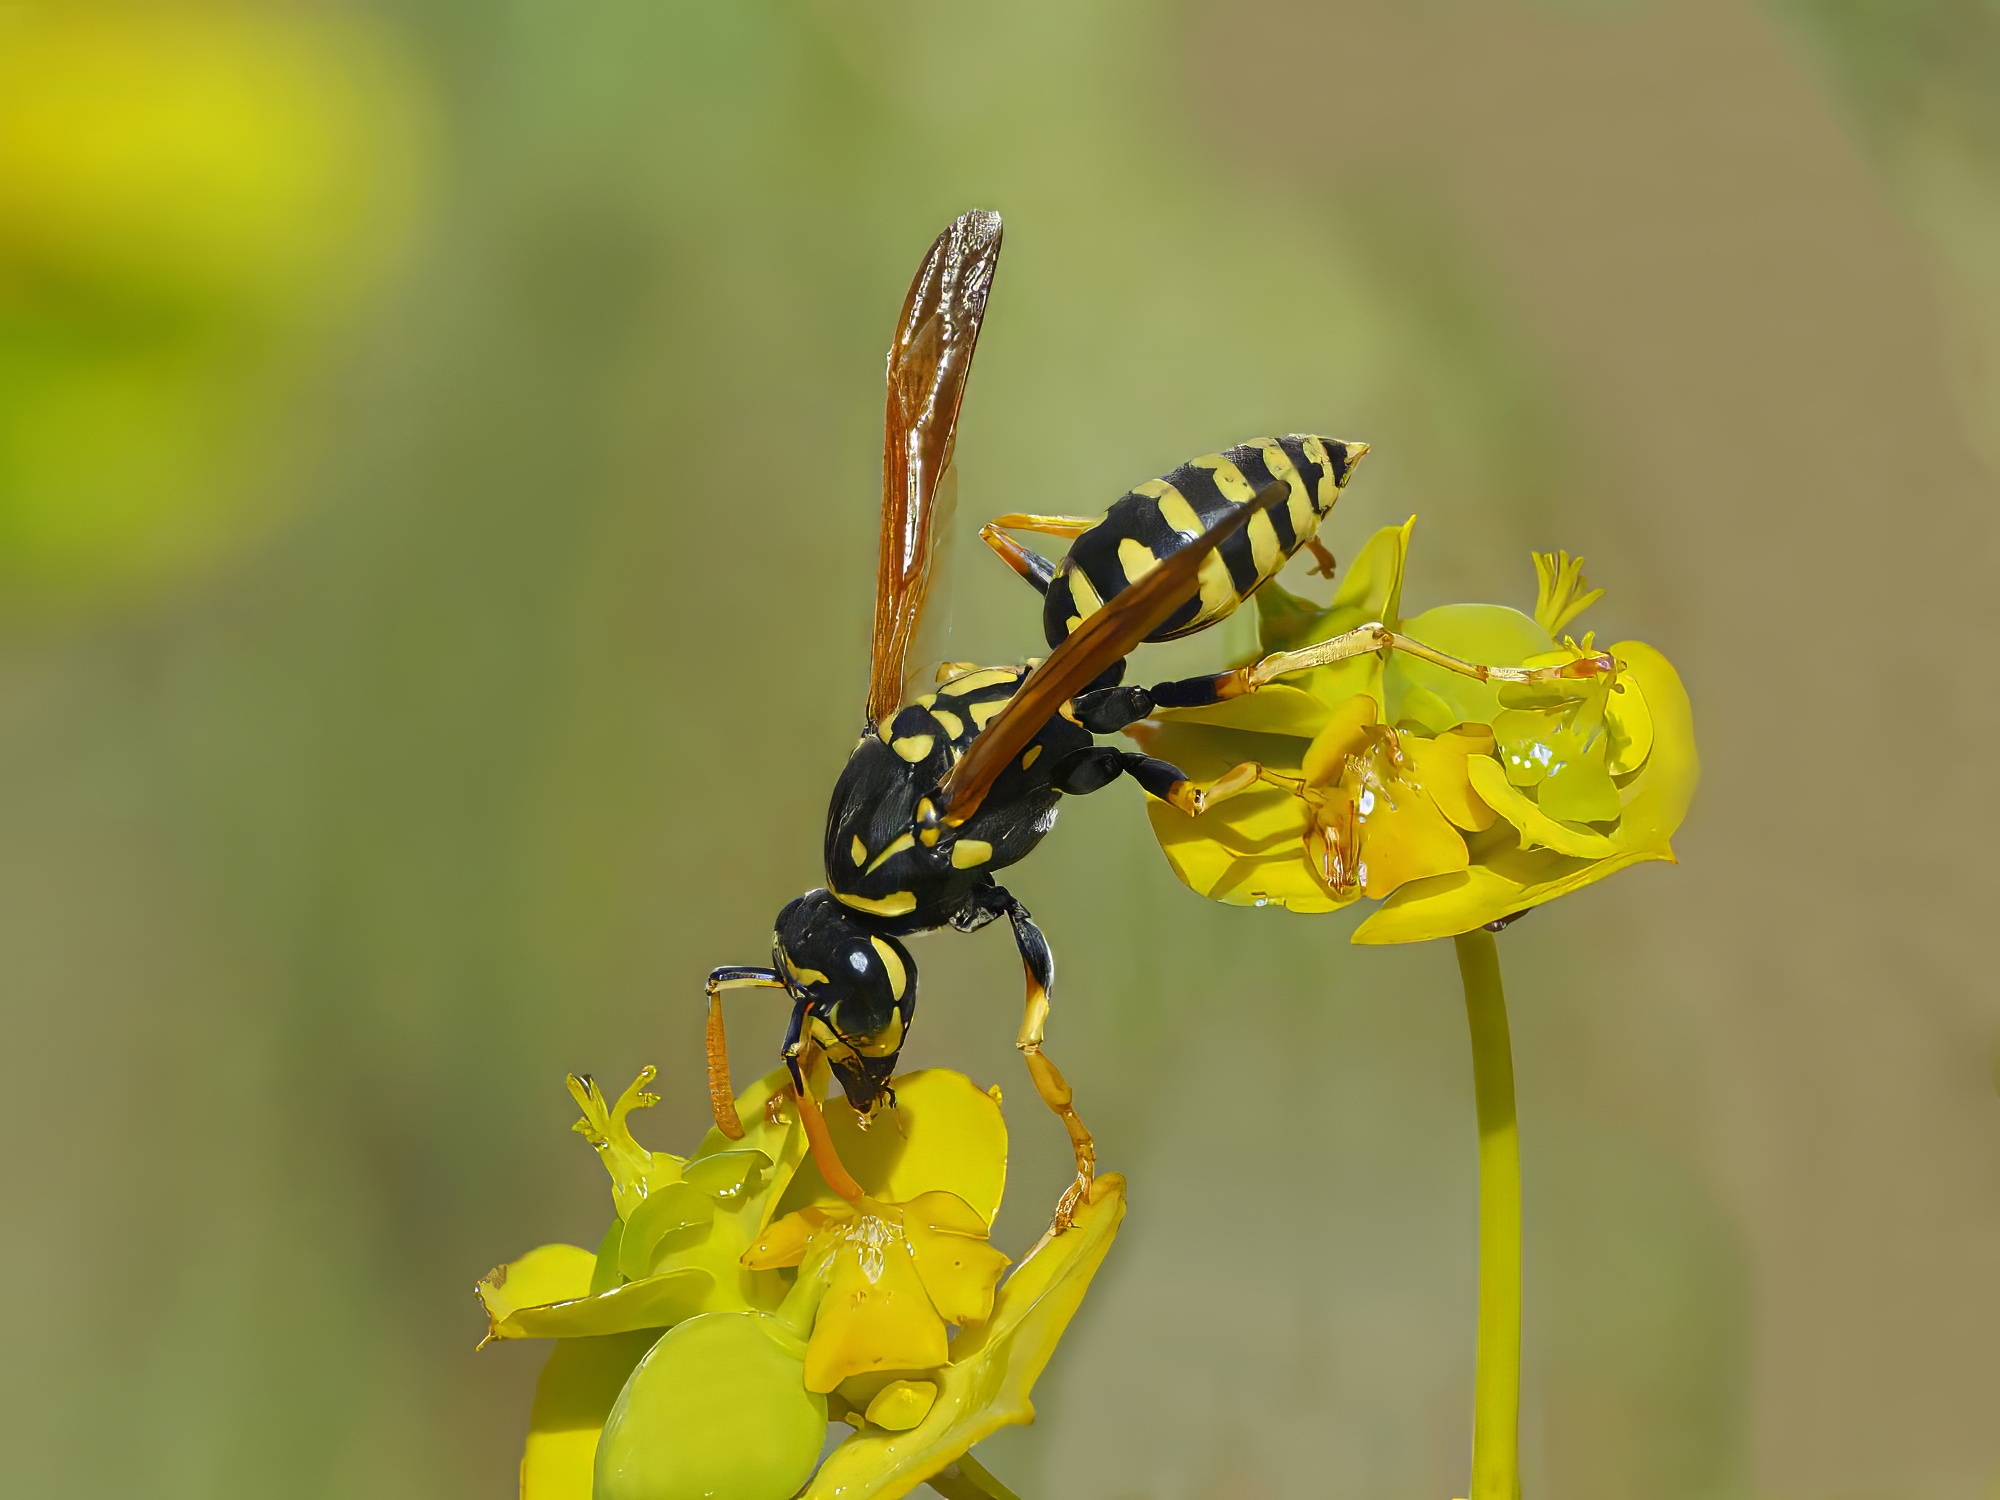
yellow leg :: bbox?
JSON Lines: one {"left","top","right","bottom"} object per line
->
{"left": 1014, "top": 970, "right": 1096, "bottom": 1232}
{"left": 1208, "top": 622, "right": 1616, "bottom": 696}
{"left": 1160, "top": 759, "right": 1265, "bottom": 816}
{"left": 987, "top": 512, "right": 1097, "bottom": 538}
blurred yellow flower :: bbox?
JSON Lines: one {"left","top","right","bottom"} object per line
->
{"left": 1136, "top": 526, "right": 1697, "bottom": 940}
{"left": 0, "top": 6, "right": 428, "bottom": 606}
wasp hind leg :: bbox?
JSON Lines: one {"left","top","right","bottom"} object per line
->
{"left": 977, "top": 514, "right": 1098, "bottom": 597}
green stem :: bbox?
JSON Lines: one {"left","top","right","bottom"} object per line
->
{"left": 1455, "top": 928, "right": 1520, "bottom": 1500}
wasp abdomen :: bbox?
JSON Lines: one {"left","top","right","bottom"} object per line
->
{"left": 1042, "top": 433, "right": 1365, "bottom": 647}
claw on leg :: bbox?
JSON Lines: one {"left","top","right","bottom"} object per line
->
{"left": 1165, "top": 759, "right": 1264, "bottom": 816}
{"left": 1023, "top": 1047, "right": 1095, "bottom": 1232}
{"left": 1305, "top": 537, "right": 1338, "bottom": 580}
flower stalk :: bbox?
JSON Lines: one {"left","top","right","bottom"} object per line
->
{"left": 1455, "top": 927, "right": 1520, "bottom": 1500}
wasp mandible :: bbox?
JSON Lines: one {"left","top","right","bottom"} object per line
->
{"left": 702, "top": 211, "right": 1612, "bottom": 1230}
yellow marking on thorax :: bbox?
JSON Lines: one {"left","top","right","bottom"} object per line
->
{"left": 1021, "top": 744, "right": 1042, "bottom": 769}
{"left": 892, "top": 733, "right": 935, "bottom": 762}
{"left": 936, "top": 667, "right": 1017, "bottom": 696}
{"left": 969, "top": 697, "right": 1009, "bottom": 729}
{"left": 850, "top": 835, "right": 867, "bottom": 866}
{"left": 1116, "top": 536, "right": 1161, "bottom": 585}
{"left": 786, "top": 963, "right": 831, "bottom": 987}
{"left": 834, "top": 889, "right": 916, "bottom": 918}
{"left": 931, "top": 708, "right": 964, "bottom": 740}
{"left": 950, "top": 838, "right": 993, "bottom": 869}
{"left": 1156, "top": 488, "right": 1203, "bottom": 539}
{"left": 1248, "top": 508, "right": 1282, "bottom": 577}
{"left": 864, "top": 832, "right": 915, "bottom": 874}
{"left": 870, "top": 936, "right": 907, "bottom": 1000}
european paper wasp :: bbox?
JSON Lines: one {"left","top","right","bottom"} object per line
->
{"left": 702, "top": 210, "right": 1612, "bottom": 1229}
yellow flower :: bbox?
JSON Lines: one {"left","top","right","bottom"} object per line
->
{"left": 476, "top": 1063, "right": 806, "bottom": 1345}
{"left": 1137, "top": 525, "right": 1697, "bottom": 941}
{"left": 485, "top": 1060, "right": 1123, "bottom": 1500}
{"left": 743, "top": 1069, "right": 1012, "bottom": 1396}
{"left": 745, "top": 1190, "right": 1011, "bottom": 1393}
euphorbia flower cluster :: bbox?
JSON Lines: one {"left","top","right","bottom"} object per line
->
{"left": 478, "top": 1058, "right": 1123, "bottom": 1500}
{"left": 1132, "top": 522, "right": 1695, "bottom": 939}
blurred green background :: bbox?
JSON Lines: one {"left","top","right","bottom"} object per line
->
{"left": 4, "top": 1, "right": 1998, "bottom": 1497}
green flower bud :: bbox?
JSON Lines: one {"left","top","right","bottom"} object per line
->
{"left": 595, "top": 1311, "right": 826, "bottom": 1500}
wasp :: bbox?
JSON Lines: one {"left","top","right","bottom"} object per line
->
{"left": 702, "top": 211, "right": 1613, "bottom": 1229}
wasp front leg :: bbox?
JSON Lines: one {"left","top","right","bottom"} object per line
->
{"left": 703, "top": 966, "right": 790, "bottom": 1139}
{"left": 970, "top": 886, "right": 1096, "bottom": 1232}
{"left": 780, "top": 1001, "right": 866, "bottom": 1204}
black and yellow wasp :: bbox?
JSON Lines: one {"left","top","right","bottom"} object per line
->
{"left": 700, "top": 210, "right": 1590, "bottom": 1228}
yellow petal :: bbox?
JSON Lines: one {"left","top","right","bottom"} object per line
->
{"left": 1402, "top": 727, "right": 1496, "bottom": 832}
{"left": 1146, "top": 801, "right": 1344, "bottom": 911}
{"left": 902, "top": 1193, "right": 1010, "bottom": 1328}
{"left": 478, "top": 1244, "right": 596, "bottom": 1336}
{"left": 1148, "top": 682, "right": 1328, "bottom": 737}
{"left": 1606, "top": 641, "right": 1697, "bottom": 852}
{"left": 1385, "top": 603, "right": 1554, "bottom": 728}
{"left": 865, "top": 1379, "right": 938, "bottom": 1432}
{"left": 1301, "top": 694, "right": 1378, "bottom": 786}
{"left": 741, "top": 1207, "right": 827, "bottom": 1271}
{"left": 800, "top": 1175, "right": 1127, "bottom": 1500}
{"left": 805, "top": 1220, "right": 950, "bottom": 1393}
{"left": 1356, "top": 784, "right": 1469, "bottom": 898}
{"left": 617, "top": 1180, "right": 716, "bottom": 1281}
{"left": 690, "top": 1062, "right": 812, "bottom": 1239}
{"left": 682, "top": 1148, "right": 772, "bottom": 1200}
{"left": 489, "top": 1266, "right": 714, "bottom": 1340}
{"left": 1604, "top": 663, "right": 1655, "bottom": 775}
{"left": 777, "top": 1070, "right": 1007, "bottom": 1224}
{"left": 1323, "top": 517, "right": 1415, "bottom": 635}
{"left": 1352, "top": 847, "right": 1672, "bottom": 943}
{"left": 520, "top": 1329, "right": 662, "bottom": 1500}
{"left": 1464, "top": 755, "right": 1615, "bottom": 857}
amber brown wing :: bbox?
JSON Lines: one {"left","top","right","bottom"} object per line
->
{"left": 941, "top": 479, "right": 1290, "bottom": 825}
{"left": 867, "top": 210, "right": 1003, "bottom": 726}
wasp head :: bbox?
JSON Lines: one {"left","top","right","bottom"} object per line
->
{"left": 773, "top": 890, "right": 916, "bottom": 1117}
